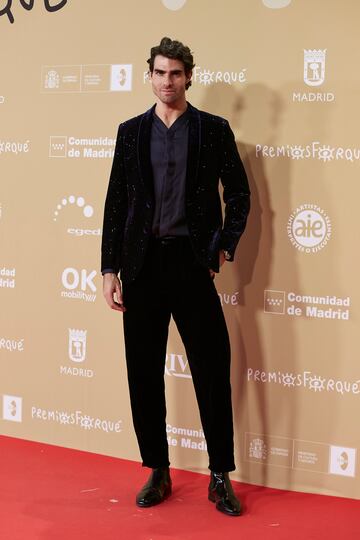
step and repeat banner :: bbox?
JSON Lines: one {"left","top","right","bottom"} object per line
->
{"left": 1, "top": 0, "right": 359, "bottom": 499}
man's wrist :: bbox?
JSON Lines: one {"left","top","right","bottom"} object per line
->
{"left": 102, "top": 269, "right": 118, "bottom": 276}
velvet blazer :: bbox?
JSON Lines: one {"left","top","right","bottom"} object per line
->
{"left": 101, "top": 102, "right": 250, "bottom": 283}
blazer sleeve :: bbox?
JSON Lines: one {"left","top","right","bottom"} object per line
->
{"left": 219, "top": 120, "right": 250, "bottom": 261}
{"left": 101, "top": 124, "right": 128, "bottom": 275}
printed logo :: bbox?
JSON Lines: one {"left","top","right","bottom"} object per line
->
{"left": 0, "top": 266, "right": 16, "bottom": 289}
{"left": 2, "top": 395, "right": 22, "bottom": 422}
{"left": 293, "top": 439, "right": 329, "bottom": 473}
{"left": 218, "top": 290, "right": 239, "bottom": 307}
{"left": 53, "top": 195, "right": 99, "bottom": 237}
{"left": 49, "top": 136, "right": 67, "bottom": 157}
{"left": 0, "top": 139, "right": 30, "bottom": 155}
{"left": 144, "top": 67, "right": 247, "bottom": 86}
{"left": 246, "top": 433, "right": 293, "bottom": 467}
{"left": 165, "top": 353, "right": 192, "bottom": 379}
{"left": 45, "top": 70, "right": 60, "bottom": 89}
{"left": 61, "top": 268, "right": 97, "bottom": 303}
{"left": 53, "top": 195, "right": 94, "bottom": 222}
{"left": 0, "top": 336, "right": 24, "bottom": 353}
{"left": 61, "top": 328, "right": 93, "bottom": 377}
{"left": 42, "top": 64, "right": 132, "bottom": 93}
{"left": 247, "top": 367, "right": 360, "bottom": 396}
{"left": 31, "top": 406, "right": 122, "bottom": 434}
{"left": 287, "top": 204, "right": 331, "bottom": 253}
{"left": 255, "top": 141, "right": 360, "bottom": 161}
{"left": 264, "top": 290, "right": 285, "bottom": 314}
{"left": 264, "top": 290, "right": 350, "bottom": 320}
{"left": 304, "top": 49, "right": 326, "bottom": 87}
{"left": 166, "top": 423, "right": 207, "bottom": 451}
{"left": 162, "top": 0, "right": 187, "bottom": 10}
{"left": 262, "top": 0, "right": 292, "bottom": 7}
{"left": 193, "top": 67, "right": 247, "bottom": 86}
{"left": 262, "top": 0, "right": 291, "bottom": 9}
{"left": 329, "top": 446, "right": 356, "bottom": 477}
{"left": 68, "top": 329, "right": 87, "bottom": 363}
{"left": 246, "top": 434, "right": 355, "bottom": 474}
{"left": 53, "top": 195, "right": 101, "bottom": 237}
{"left": 110, "top": 65, "right": 132, "bottom": 91}
{"left": 292, "top": 49, "right": 333, "bottom": 102}
{"left": 49, "top": 136, "right": 115, "bottom": 158}
{"left": 249, "top": 438, "right": 268, "bottom": 460}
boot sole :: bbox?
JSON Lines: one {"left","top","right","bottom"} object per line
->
{"left": 208, "top": 492, "right": 241, "bottom": 516}
{"left": 136, "top": 485, "right": 172, "bottom": 508}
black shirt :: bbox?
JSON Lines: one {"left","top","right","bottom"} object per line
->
{"left": 150, "top": 108, "right": 189, "bottom": 237}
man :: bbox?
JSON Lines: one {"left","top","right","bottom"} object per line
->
{"left": 101, "top": 37, "right": 250, "bottom": 516}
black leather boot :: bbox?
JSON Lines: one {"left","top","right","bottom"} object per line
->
{"left": 136, "top": 467, "right": 172, "bottom": 507}
{"left": 208, "top": 471, "right": 242, "bottom": 516}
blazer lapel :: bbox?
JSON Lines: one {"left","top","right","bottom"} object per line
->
{"left": 137, "top": 104, "right": 155, "bottom": 198}
{"left": 186, "top": 103, "right": 201, "bottom": 196}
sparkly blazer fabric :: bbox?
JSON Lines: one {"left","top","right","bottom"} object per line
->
{"left": 101, "top": 102, "right": 250, "bottom": 283}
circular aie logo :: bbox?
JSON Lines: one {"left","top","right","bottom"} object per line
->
{"left": 287, "top": 204, "right": 331, "bottom": 253}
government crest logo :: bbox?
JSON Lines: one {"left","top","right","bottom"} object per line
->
{"left": 45, "top": 70, "right": 60, "bottom": 89}
{"left": 68, "top": 329, "right": 87, "bottom": 363}
{"left": 249, "top": 438, "right": 267, "bottom": 460}
{"left": 264, "top": 290, "right": 285, "bottom": 314}
{"left": 304, "top": 50, "right": 326, "bottom": 86}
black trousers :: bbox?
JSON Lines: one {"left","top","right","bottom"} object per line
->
{"left": 122, "top": 236, "right": 235, "bottom": 472}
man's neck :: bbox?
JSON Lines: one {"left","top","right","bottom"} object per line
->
{"left": 155, "top": 100, "right": 188, "bottom": 128}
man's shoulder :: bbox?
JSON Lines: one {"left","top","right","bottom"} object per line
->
{"left": 194, "top": 106, "right": 229, "bottom": 130}
{"left": 117, "top": 106, "right": 154, "bottom": 134}
{"left": 198, "top": 108, "right": 228, "bottom": 123}
{"left": 118, "top": 112, "right": 146, "bottom": 132}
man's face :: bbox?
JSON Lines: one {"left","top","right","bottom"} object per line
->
{"left": 150, "top": 55, "right": 191, "bottom": 105}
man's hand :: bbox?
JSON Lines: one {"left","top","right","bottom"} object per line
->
{"left": 103, "top": 273, "right": 126, "bottom": 312}
{"left": 209, "top": 250, "right": 226, "bottom": 279}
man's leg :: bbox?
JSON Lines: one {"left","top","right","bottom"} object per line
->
{"left": 122, "top": 245, "right": 171, "bottom": 469}
{"left": 169, "top": 240, "right": 241, "bottom": 516}
{"left": 173, "top": 276, "right": 235, "bottom": 472}
{"left": 171, "top": 263, "right": 235, "bottom": 473}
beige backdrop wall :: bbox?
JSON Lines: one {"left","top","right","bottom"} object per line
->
{"left": 1, "top": 0, "right": 359, "bottom": 499}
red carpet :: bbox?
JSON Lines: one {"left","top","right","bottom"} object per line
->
{"left": 0, "top": 435, "right": 359, "bottom": 540}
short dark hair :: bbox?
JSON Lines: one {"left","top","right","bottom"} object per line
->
{"left": 147, "top": 37, "right": 195, "bottom": 89}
